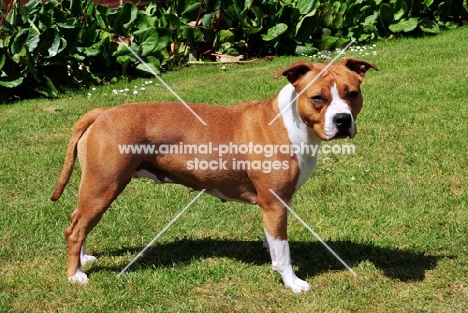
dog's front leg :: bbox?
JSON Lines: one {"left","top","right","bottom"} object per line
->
{"left": 260, "top": 198, "right": 310, "bottom": 293}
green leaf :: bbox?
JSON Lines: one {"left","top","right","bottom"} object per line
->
{"left": 331, "top": 1, "right": 341, "bottom": 12}
{"left": 321, "top": 35, "right": 338, "bottom": 50}
{"left": 296, "top": 14, "right": 319, "bottom": 42}
{"left": 262, "top": 23, "right": 288, "bottom": 41}
{"left": 347, "top": 3, "right": 362, "bottom": 20}
{"left": 443, "top": 21, "right": 459, "bottom": 29}
{"left": 295, "top": 44, "right": 317, "bottom": 56}
{"left": 181, "top": 3, "right": 200, "bottom": 23}
{"left": 438, "top": 2, "right": 451, "bottom": 17}
{"left": 84, "top": 41, "right": 103, "bottom": 57}
{"left": 216, "top": 29, "right": 235, "bottom": 45}
{"left": 0, "top": 72, "right": 24, "bottom": 88}
{"left": 391, "top": 0, "right": 407, "bottom": 20}
{"left": 95, "top": 4, "right": 110, "bottom": 29}
{"left": 121, "top": 2, "right": 139, "bottom": 29}
{"left": 389, "top": 18, "right": 419, "bottom": 33}
{"left": 322, "top": 13, "right": 334, "bottom": 28}
{"left": 0, "top": 53, "right": 5, "bottom": 69}
{"left": 135, "top": 55, "right": 160, "bottom": 76}
{"left": 181, "top": 26, "right": 204, "bottom": 43}
{"left": 134, "top": 27, "right": 160, "bottom": 56}
{"left": 69, "top": 0, "right": 83, "bottom": 17}
{"left": 28, "top": 18, "right": 41, "bottom": 35}
{"left": 154, "top": 31, "right": 171, "bottom": 53}
{"left": 419, "top": 19, "right": 440, "bottom": 33}
{"left": 322, "top": 28, "right": 332, "bottom": 37}
{"left": 33, "top": 75, "right": 58, "bottom": 98}
{"left": 379, "top": 3, "right": 394, "bottom": 27}
{"left": 244, "top": 27, "right": 262, "bottom": 35}
{"left": 296, "top": 0, "right": 317, "bottom": 14}
{"left": 364, "top": 12, "right": 379, "bottom": 25}
{"left": 11, "top": 28, "right": 40, "bottom": 55}
{"left": 37, "top": 28, "right": 61, "bottom": 57}
{"left": 200, "top": 13, "right": 213, "bottom": 28}
{"left": 332, "top": 14, "right": 343, "bottom": 29}
{"left": 338, "top": 3, "right": 347, "bottom": 15}
{"left": 424, "top": 0, "right": 434, "bottom": 7}
{"left": 57, "top": 38, "right": 68, "bottom": 55}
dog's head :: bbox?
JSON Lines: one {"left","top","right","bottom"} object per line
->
{"left": 275, "top": 57, "right": 378, "bottom": 140}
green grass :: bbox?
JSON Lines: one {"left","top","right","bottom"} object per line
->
{"left": 1, "top": 27, "right": 468, "bottom": 312}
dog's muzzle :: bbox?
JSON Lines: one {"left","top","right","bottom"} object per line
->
{"left": 332, "top": 113, "right": 354, "bottom": 138}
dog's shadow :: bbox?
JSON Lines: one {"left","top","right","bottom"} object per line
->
{"left": 90, "top": 239, "right": 445, "bottom": 282}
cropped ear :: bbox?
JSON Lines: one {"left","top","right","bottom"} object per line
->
{"left": 274, "top": 61, "right": 315, "bottom": 85}
{"left": 341, "top": 57, "right": 378, "bottom": 80}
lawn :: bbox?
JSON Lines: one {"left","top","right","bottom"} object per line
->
{"left": 1, "top": 27, "right": 467, "bottom": 312}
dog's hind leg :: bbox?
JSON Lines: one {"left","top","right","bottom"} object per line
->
{"left": 80, "top": 240, "right": 97, "bottom": 266}
{"left": 65, "top": 172, "right": 131, "bottom": 284}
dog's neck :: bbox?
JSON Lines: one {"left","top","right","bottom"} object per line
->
{"left": 276, "top": 84, "right": 322, "bottom": 191}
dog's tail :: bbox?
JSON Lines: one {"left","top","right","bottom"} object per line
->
{"left": 50, "top": 108, "right": 106, "bottom": 201}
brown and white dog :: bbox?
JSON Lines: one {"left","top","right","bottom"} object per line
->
{"left": 51, "top": 57, "right": 377, "bottom": 293}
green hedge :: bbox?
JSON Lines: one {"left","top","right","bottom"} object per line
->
{"left": 0, "top": 0, "right": 466, "bottom": 100}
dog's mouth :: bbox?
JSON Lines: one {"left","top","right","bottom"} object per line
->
{"left": 332, "top": 129, "right": 354, "bottom": 140}
{"left": 320, "top": 126, "right": 355, "bottom": 141}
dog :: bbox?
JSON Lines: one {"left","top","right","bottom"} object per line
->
{"left": 51, "top": 57, "right": 377, "bottom": 293}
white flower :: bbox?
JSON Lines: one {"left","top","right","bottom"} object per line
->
{"left": 124, "top": 88, "right": 129, "bottom": 92}
{"left": 141, "top": 87, "right": 146, "bottom": 91}
{"left": 373, "top": 51, "right": 378, "bottom": 55}
{"left": 87, "top": 93, "right": 92, "bottom": 97}
{"left": 133, "top": 90, "right": 138, "bottom": 95}
{"left": 92, "top": 87, "right": 96, "bottom": 91}
{"left": 112, "top": 90, "right": 118, "bottom": 95}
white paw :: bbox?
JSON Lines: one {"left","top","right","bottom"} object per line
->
{"left": 81, "top": 254, "right": 97, "bottom": 266}
{"left": 68, "top": 269, "right": 88, "bottom": 284}
{"left": 284, "top": 276, "right": 311, "bottom": 293}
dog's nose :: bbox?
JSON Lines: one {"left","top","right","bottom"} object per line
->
{"left": 333, "top": 113, "right": 352, "bottom": 130}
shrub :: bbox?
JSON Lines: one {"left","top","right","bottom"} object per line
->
{"left": 0, "top": 0, "right": 176, "bottom": 100}
{"left": 0, "top": 0, "right": 466, "bottom": 100}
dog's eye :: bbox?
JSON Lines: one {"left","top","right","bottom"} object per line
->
{"left": 311, "top": 95, "right": 326, "bottom": 104}
{"left": 347, "top": 91, "right": 359, "bottom": 100}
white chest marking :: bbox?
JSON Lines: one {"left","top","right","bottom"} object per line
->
{"left": 277, "top": 84, "right": 321, "bottom": 191}
{"left": 324, "top": 84, "right": 355, "bottom": 139}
